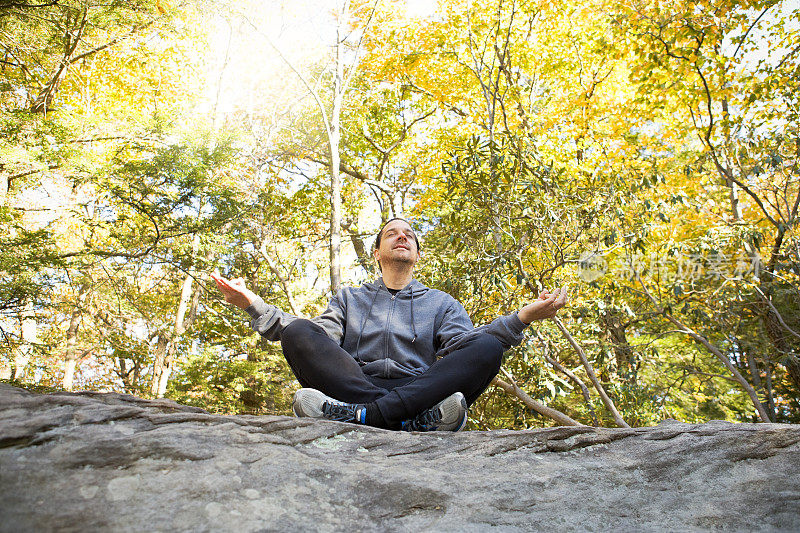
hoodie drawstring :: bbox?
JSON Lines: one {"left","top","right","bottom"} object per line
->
{"left": 355, "top": 279, "right": 421, "bottom": 365}
{"left": 354, "top": 284, "right": 380, "bottom": 364}
{"left": 410, "top": 288, "right": 417, "bottom": 345}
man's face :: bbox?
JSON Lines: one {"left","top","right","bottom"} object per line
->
{"left": 374, "top": 219, "right": 420, "bottom": 270}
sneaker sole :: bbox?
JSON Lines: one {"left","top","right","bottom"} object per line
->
{"left": 442, "top": 393, "right": 468, "bottom": 432}
{"left": 292, "top": 388, "right": 327, "bottom": 418}
{"left": 421, "top": 392, "right": 468, "bottom": 432}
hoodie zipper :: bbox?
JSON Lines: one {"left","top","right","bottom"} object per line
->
{"left": 384, "top": 291, "right": 397, "bottom": 376}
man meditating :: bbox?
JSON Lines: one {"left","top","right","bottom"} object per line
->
{"left": 212, "top": 218, "right": 568, "bottom": 432}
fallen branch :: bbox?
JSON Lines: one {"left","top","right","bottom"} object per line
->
{"left": 493, "top": 369, "right": 585, "bottom": 427}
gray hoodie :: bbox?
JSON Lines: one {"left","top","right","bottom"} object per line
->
{"left": 246, "top": 278, "right": 528, "bottom": 379}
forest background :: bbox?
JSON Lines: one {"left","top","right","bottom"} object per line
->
{"left": 2, "top": 0, "right": 798, "bottom": 429}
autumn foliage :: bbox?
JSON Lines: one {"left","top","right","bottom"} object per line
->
{"left": 2, "top": 0, "right": 798, "bottom": 427}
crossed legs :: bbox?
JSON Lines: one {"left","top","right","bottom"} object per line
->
{"left": 280, "top": 319, "right": 504, "bottom": 429}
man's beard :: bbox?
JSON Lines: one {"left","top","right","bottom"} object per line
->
{"left": 382, "top": 253, "right": 416, "bottom": 269}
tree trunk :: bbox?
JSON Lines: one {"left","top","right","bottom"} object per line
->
{"left": 343, "top": 219, "right": 375, "bottom": 276}
{"left": 760, "top": 298, "right": 800, "bottom": 395}
{"left": 755, "top": 227, "right": 800, "bottom": 395}
{"left": 150, "top": 231, "right": 201, "bottom": 397}
{"left": 118, "top": 357, "right": 131, "bottom": 392}
{"left": 63, "top": 357, "right": 79, "bottom": 391}
{"left": 157, "top": 272, "right": 200, "bottom": 398}
{"left": 765, "top": 362, "right": 777, "bottom": 418}
{"left": 600, "top": 310, "right": 637, "bottom": 385}
{"left": 63, "top": 284, "right": 88, "bottom": 391}
{"left": 156, "top": 343, "right": 177, "bottom": 398}
{"left": 744, "top": 349, "right": 775, "bottom": 421}
{"left": 265, "top": 0, "right": 377, "bottom": 293}
{"left": 328, "top": 1, "right": 348, "bottom": 294}
{"left": 151, "top": 250, "right": 199, "bottom": 397}
{"left": 150, "top": 333, "right": 170, "bottom": 397}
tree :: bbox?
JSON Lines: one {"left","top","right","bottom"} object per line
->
{"left": 611, "top": 0, "right": 799, "bottom": 421}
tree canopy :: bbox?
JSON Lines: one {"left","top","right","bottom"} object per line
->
{"left": 2, "top": 0, "right": 798, "bottom": 428}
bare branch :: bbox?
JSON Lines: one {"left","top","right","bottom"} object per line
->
{"left": 340, "top": 0, "right": 381, "bottom": 94}
{"left": 259, "top": 238, "right": 300, "bottom": 316}
{"left": 732, "top": 6, "right": 772, "bottom": 59}
{"left": 552, "top": 317, "right": 631, "bottom": 428}
{"left": 493, "top": 370, "right": 585, "bottom": 427}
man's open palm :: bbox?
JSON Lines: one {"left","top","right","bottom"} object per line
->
{"left": 210, "top": 271, "right": 258, "bottom": 310}
{"left": 518, "top": 287, "right": 568, "bottom": 324}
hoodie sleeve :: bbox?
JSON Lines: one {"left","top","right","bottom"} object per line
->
{"left": 478, "top": 312, "right": 529, "bottom": 349}
{"left": 245, "top": 297, "right": 298, "bottom": 341}
{"left": 311, "top": 291, "right": 346, "bottom": 345}
{"left": 246, "top": 292, "right": 347, "bottom": 344}
{"left": 435, "top": 300, "right": 529, "bottom": 357}
{"left": 434, "top": 301, "right": 474, "bottom": 357}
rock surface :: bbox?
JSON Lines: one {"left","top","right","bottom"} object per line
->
{"left": 1, "top": 383, "right": 799, "bottom": 532}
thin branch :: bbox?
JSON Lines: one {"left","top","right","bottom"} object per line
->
{"left": 259, "top": 238, "right": 299, "bottom": 316}
{"left": 340, "top": 0, "right": 381, "bottom": 93}
{"left": 682, "top": 368, "right": 740, "bottom": 384}
{"left": 732, "top": 6, "right": 772, "bottom": 59}
{"left": 4, "top": 164, "right": 59, "bottom": 184}
{"left": 553, "top": 317, "right": 631, "bottom": 428}
{"left": 636, "top": 273, "right": 770, "bottom": 422}
{"left": 402, "top": 78, "right": 468, "bottom": 116}
{"left": 68, "top": 19, "right": 155, "bottom": 65}
{"left": 753, "top": 285, "right": 800, "bottom": 341}
{"left": 292, "top": 150, "right": 394, "bottom": 196}
{"left": 245, "top": 19, "right": 333, "bottom": 144}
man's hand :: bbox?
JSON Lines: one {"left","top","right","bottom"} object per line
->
{"left": 210, "top": 270, "right": 259, "bottom": 311}
{"left": 518, "top": 287, "right": 569, "bottom": 324}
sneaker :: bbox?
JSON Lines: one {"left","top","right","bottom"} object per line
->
{"left": 401, "top": 392, "right": 468, "bottom": 432}
{"left": 293, "top": 388, "right": 367, "bottom": 425}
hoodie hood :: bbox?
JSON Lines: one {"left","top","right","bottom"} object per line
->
{"left": 362, "top": 278, "right": 430, "bottom": 297}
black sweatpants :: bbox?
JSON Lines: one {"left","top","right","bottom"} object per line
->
{"left": 280, "top": 319, "right": 504, "bottom": 429}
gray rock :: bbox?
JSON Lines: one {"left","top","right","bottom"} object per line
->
{"left": 1, "top": 383, "right": 799, "bottom": 532}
